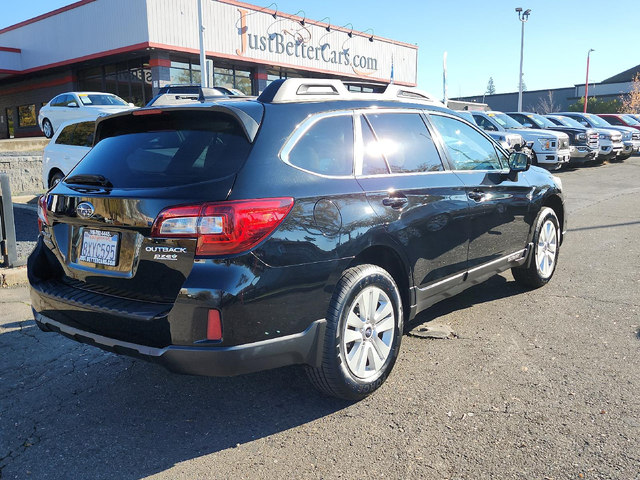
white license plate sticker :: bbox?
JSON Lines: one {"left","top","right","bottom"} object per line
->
{"left": 79, "top": 229, "right": 119, "bottom": 266}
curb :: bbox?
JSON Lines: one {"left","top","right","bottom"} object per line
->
{"left": 1, "top": 266, "right": 28, "bottom": 287}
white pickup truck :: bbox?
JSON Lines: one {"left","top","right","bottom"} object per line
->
{"left": 471, "top": 111, "right": 571, "bottom": 170}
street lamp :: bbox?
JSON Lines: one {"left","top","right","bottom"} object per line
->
{"left": 515, "top": 7, "right": 531, "bottom": 112}
{"left": 584, "top": 49, "right": 595, "bottom": 113}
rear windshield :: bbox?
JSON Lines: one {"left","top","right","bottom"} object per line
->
{"left": 66, "top": 111, "right": 251, "bottom": 188}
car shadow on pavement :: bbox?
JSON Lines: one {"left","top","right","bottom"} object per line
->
{"left": 2, "top": 275, "right": 525, "bottom": 478}
{"left": 407, "top": 273, "right": 529, "bottom": 329}
{"left": 0, "top": 318, "right": 350, "bottom": 479}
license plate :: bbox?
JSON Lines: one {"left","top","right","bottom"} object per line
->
{"left": 79, "top": 229, "right": 119, "bottom": 266}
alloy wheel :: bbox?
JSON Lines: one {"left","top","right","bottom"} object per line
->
{"left": 536, "top": 219, "right": 557, "bottom": 279}
{"left": 342, "top": 286, "right": 395, "bottom": 379}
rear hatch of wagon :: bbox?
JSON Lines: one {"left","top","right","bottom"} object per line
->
{"left": 35, "top": 106, "right": 261, "bottom": 304}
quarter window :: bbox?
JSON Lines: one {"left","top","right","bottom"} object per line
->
{"left": 286, "top": 115, "right": 354, "bottom": 176}
{"left": 429, "top": 115, "right": 504, "bottom": 171}
{"left": 55, "top": 124, "right": 76, "bottom": 145}
{"left": 70, "top": 122, "right": 96, "bottom": 147}
{"left": 364, "top": 113, "right": 443, "bottom": 173}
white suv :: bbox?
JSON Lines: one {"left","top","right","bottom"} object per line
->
{"left": 42, "top": 119, "right": 95, "bottom": 188}
{"left": 38, "top": 92, "right": 136, "bottom": 138}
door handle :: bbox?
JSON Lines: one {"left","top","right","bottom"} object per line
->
{"left": 468, "top": 189, "right": 485, "bottom": 202}
{"left": 382, "top": 195, "right": 408, "bottom": 209}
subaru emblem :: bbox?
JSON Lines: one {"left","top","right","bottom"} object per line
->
{"left": 76, "top": 202, "right": 95, "bottom": 219}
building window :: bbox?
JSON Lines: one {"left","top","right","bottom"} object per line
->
{"left": 266, "top": 67, "right": 303, "bottom": 87}
{"left": 214, "top": 66, "right": 253, "bottom": 95}
{"left": 170, "top": 58, "right": 201, "bottom": 85}
{"left": 78, "top": 58, "right": 151, "bottom": 107}
{"left": 18, "top": 105, "right": 36, "bottom": 128}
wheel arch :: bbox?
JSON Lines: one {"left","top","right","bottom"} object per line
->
{"left": 344, "top": 245, "right": 413, "bottom": 322}
{"left": 47, "top": 167, "right": 64, "bottom": 188}
{"left": 542, "top": 193, "right": 565, "bottom": 244}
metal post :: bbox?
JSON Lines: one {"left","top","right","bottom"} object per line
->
{"left": 0, "top": 173, "right": 19, "bottom": 268}
{"left": 198, "top": 0, "right": 208, "bottom": 88}
{"left": 584, "top": 49, "right": 594, "bottom": 113}
{"left": 516, "top": 8, "right": 530, "bottom": 112}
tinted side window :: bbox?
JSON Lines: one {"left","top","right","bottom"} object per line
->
{"left": 70, "top": 122, "right": 95, "bottom": 147}
{"left": 365, "top": 113, "right": 443, "bottom": 173}
{"left": 65, "top": 95, "right": 78, "bottom": 107}
{"left": 604, "top": 116, "right": 623, "bottom": 126}
{"left": 430, "top": 115, "right": 503, "bottom": 171}
{"left": 51, "top": 95, "right": 66, "bottom": 107}
{"left": 473, "top": 114, "right": 495, "bottom": 131}
{"left": 55, "top": 124, "right": 76, "bottom": 145}
{"left": 360, "top": 118, "right": 390, "bottom": 175}
{"left": 286, "top": 115, "right": 354, "bottom": 176}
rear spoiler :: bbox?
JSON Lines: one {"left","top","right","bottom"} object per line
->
{"left": 93, "top": 102, "right": 264, "bottom": 144}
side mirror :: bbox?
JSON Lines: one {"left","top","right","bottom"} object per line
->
{"left": 485, "top": 124, "right": 497, "bottom": 132}
{"left": 509, "top": 152, "right": 530, "bottom": 172}
{"left": 67, "top": 101, "right": 78, "bottom": 108}
{"left": 128, "top": 103, "right": 135, "bottom": 107}
{"left": 523, "top": 123, "right": 533, "bottom": 128}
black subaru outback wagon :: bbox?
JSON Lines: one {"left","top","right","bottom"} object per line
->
{"left": 29, "top": 79, "right": 566, "bottom": 400}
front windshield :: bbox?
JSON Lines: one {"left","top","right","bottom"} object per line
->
{"left": 621, "top": 115, "right": 640, "bottom": 126}
{"left": 78, "top": 94, "right": 128, "bottom": 106}
{"left": 489, "top": 113, "right": 524, "bottom": 129}
{"left": 584, "top": 114, "right": 611, "bottom": 127}
{"left": 555, "top": 116, "right": 586, "bottom": 129}
{"left": 528, "top": 114, "right": 557, "bottom": 128}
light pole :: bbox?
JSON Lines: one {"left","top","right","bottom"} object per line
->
{"left": 584, "top": 49, "right": 595, "bottom": 113}
{"left": 515, "top": 7, "right": 531, "bottom": 112}
{"left": 197, "top": 0, "right": 208, "bottom": 87}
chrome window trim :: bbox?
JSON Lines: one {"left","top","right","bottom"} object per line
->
{"left": 279, "top": 110, "right": 356, "bottom": 179}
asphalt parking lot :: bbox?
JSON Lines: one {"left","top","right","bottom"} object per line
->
{"left": 1, "top": 157, "right": 639, "bottom": 480}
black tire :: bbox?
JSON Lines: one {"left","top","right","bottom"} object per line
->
{"left": 306, "top": 264, "right": 403, "bottom": 400}
{"left": 49, "top": 171, "right": 64, "bottom": 188}
{"left": 42, "top": 119, "right": 53, "bottom": 139}
{"left": 512, "top": 207, "right": 560, "bottom": 288}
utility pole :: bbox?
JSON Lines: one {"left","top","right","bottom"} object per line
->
{"left": 584, "top": 49, "right": 595, "bottom": 113}
{"left": 515, "top": 8, "right": 531, "bottom": 112}
{"left": 198, "top": 0, "right": 208, "bottom": 87}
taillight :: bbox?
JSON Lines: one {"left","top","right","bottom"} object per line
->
{"left": 37, "top": 195, "right": 49, "bottom": 232}
{"left": 151, "top": 198, "right": 294, "bottom": 256}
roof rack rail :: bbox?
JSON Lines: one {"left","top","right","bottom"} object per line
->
{"left": 258, "top": 78, "right": 444, "bottom": 106}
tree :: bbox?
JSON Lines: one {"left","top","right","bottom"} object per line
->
{"left": 619, "top": 73, "right": 640, "bottom": 114}
{"left": 569, "top": 96, "right": 622, "bottom": 114}
{"left": 536, "top": 90, "right": 560, "bottom": 114}
{"left": 486, "top": 77, "right": 496, "bottom": 95}
{"left": 517, "top": 81, "right": 528, "bottom": 92}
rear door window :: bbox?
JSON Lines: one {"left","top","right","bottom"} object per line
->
{"left": 66, "top": 111, "right": 252, "bottom": 188}
{"left": 284, "top": 114, "right": 354, "bottom": 176}
{"left": 364, "top": 113, "right": 443, "bottom": 173}
{"left": 55, "top": 124, "right": 76, "bottom": 145}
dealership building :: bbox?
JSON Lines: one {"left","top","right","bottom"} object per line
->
{"left": 0, "top": 0, "right": 418, "bottom": 139}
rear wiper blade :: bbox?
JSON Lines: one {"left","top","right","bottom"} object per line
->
{"left": 65, "top": 174, "right": 112, "bottom": 187}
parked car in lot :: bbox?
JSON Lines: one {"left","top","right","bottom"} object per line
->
{"left": 596, "top": 114, "right": 640, "bottom": 132}
{"left": 146, "top": 85, "right": 233, "bottom": 107}
{"left": 29, "top": 79, "right": 566, "bottom": 400}
{"left": 506, "top": 112, "right": 599, "bottom": 166}
{"left": 546, "top": 114, "right": 622, "bottom": 162}
{"left": 470, "top": 111, "right": 570, "bottom": 170}
{"left": 42, "top": 119, "right": 95, "bottom": 188}
{"left": 559, "top": 112, "right": 640, "bottom": 160}
{"left": 38, "top": 92, "right": 136, "bottom": 138}
{"left": 455, "top": 111, "right": 527, "bottom": 153}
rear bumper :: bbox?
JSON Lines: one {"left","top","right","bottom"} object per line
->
{"left": 34, "top": 310, "right": 326, "bottom": 376}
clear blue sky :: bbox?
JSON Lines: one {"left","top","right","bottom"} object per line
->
{"left": 2, "top": 0, "right": 638, "bottom": 97}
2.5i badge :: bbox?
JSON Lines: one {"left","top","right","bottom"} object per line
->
{"left": 146, "top": 246, "right": 187, "bottom": 261}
